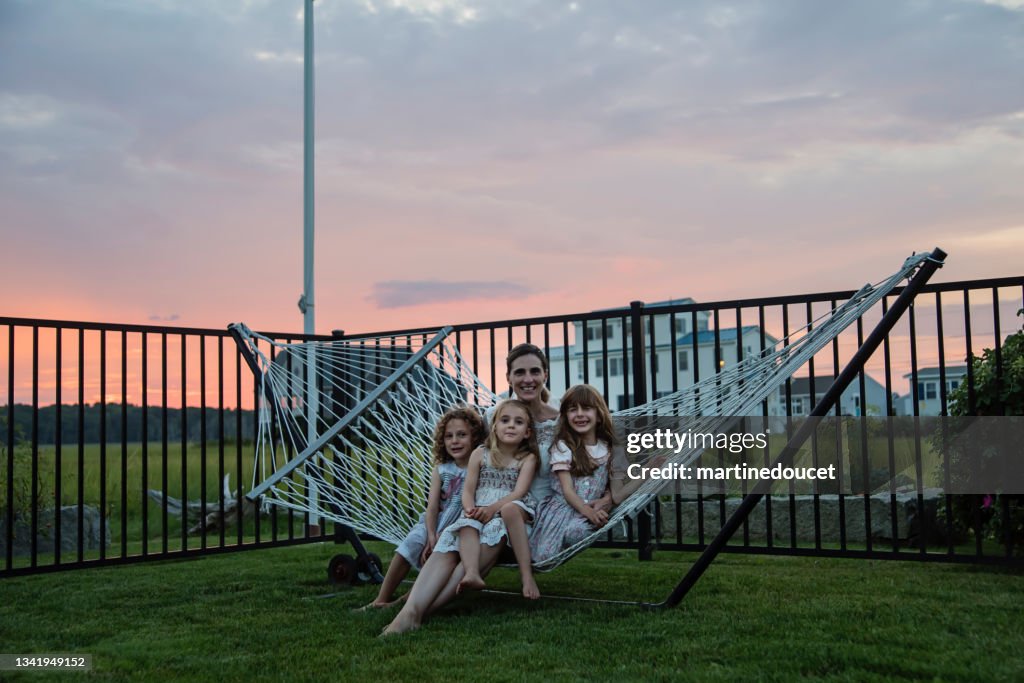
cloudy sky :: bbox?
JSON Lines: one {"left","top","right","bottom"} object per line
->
{"left": 2, "top": 0, "right": 1023, "bottom": 336}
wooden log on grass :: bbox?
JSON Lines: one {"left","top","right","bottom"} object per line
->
{"left": 147, "top": 474, "right": 258, "bottom": 535}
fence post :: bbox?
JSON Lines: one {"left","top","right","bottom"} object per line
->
{"left": 629, "top": 300, "right": 654, "bottom": 561}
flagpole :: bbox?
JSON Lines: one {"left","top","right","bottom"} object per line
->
{"left": 301, "top": 0, "right": 320, "bottom": 534}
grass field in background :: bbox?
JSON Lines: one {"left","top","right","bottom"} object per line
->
{"left": 1, "top": 442, "right": 312, "bottom": 569}
{"left": 2, "top": 542, "right": 1022, "bottom": 681}
{"left": 4, "top": 428, "right": 941, "bottom": 524}
{"left": 0, "top": 435, "right": 1005, "bottom": 573}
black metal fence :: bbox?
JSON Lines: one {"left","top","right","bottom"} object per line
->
{"left": 3, "top": 275, "right": 1023, "bottom": 577}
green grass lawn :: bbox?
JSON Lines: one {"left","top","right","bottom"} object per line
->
{"left": 2, "top": 542, "right": 1022, "bottom": 682}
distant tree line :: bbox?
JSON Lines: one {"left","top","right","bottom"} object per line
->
{"left": 0, "top": 404, "right": 257, "bottom": 445}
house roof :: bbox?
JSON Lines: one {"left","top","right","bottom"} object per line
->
{"left": 647, "top": 297, "right": 698, "bottom": 308}
{"left": 591, "top": 297, "right": 698, "bottom": 313}
{"left": 902, "top": 365, "right": 968, "bottom": 380}
{"left": 675, "top": 325, "right": 763, "bottom": 346}
{"left": 548, "top": 324, "right": 777, "bottom": 359}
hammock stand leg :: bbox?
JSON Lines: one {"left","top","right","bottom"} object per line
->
{"left": 227, "top": 324, "right": 385, "bottom": 585}
{"left": 653, "top": 248, "right": 947, "bottom": 609}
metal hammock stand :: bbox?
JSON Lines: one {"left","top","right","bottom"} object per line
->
{"left": 230, "top": 247, "right": 946, "bottom": 604}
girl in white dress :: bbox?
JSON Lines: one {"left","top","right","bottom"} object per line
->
{"left": 434, "top": 399, "right": 539, "bottom": 593}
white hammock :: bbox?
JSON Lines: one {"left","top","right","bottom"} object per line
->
{"left": 235, "top": 252, "right": 932, "bottom": 571}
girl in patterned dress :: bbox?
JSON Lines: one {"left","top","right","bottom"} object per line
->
{"left": 495, "top": 343, "right": 578, "bottom": 600}
{"left": 362, "top": 406, "right": 486, "bottom": 609}
{"left": 529, "top": 385, "right": 615, "bottom": 565}
{"left": 435, "top": 399, "right": 539, "bottom": 593}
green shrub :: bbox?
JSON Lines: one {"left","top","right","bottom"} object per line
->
{"left": 937, "top": 309, "right": 1024, "bottom": 554}
{"left": 0, "top": 444, "right": 57, "bottom": 531}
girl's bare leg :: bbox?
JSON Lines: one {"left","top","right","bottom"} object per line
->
{"left": 426, "top": 542, "right": 503, "bottom": 616}
{"left": 361, "top": 553, "right": 411, "bottom": 609}
{"left": 501, "top": 504, "right": 539, "bottom": 599}
{"left": 456, "top": 527, "right": 486, "bottom": 592}
{"left": 382, "top": 551, "right": 458, "bottom": 635}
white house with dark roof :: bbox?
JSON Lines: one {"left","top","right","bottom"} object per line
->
{"left": 771, "top": 374, "right": 889, "bottom": 417}
{"left": 546, "top": 299, "right": 781, "bottom": 412}
{"left": 899, "top": 365, "right": 969, "bottom": 416}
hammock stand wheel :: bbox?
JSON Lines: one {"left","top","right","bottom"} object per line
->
{"left": 356, "top": 552, "right": 384, "bottom": 584}
{"left": 331, "top": 523, "right": 386, "bottom": 586}
{"left": 327, "top": 554, "right": 359, "bottom": 585}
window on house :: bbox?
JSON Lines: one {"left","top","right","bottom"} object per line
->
{"left": 925, "top": 382, "right": 937, "bottom": 399}
{"left": 586, "top": 324, "right": 613, "bottom": 341}
{"left": 677, "top": 351, "right": 689, "bottom": 371}
{"left": 651, "top": 353, "right": 660, "bottom": 373}
{"left": 675, "top": 318, "right": 688, "bottom": 336}
{"left": 610, "top": 357, "right": 622, "bottom": 376}
{"left": 595, "top": 359, "right": 604, "bottom": 378}
{"left": 948, "top": 380, "right": 959, "bottom": 391}
{"left": 792, "top": 397, "right": 805, "bottom": 415}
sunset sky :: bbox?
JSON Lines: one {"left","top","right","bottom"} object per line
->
{"left": 2, "top": 0, "right": 1023, "bottom": 338}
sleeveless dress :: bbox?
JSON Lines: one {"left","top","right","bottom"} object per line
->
{"left": 395, "top": 460, "right": 466, "bottom": 569}
{"left": 529, "top": 440, "right": 610, "bottom": 564}
{"left": 434, "top": 448, "right": 536, "bottom": 553}
{"left": 484, "top": 402, "right": 558, "bottom": 518}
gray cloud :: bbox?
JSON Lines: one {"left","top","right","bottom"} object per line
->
{"left": 2, "top": 0, "right": 1022, "bottom": 328}
{"left": 369, "top": 280, "right": 534, "bottom": 308}
{"left": 4, "top": 0, "right": 1021, "bottom": 180}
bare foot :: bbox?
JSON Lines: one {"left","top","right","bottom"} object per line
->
{"left": 355, "top": 598, "right": 398, "bottom": 612}
{"left": 522, "top": 575, "right": 540, "bottom": 600}
{"left": 380, "top": 610, "right": 419, "bottom": 637}
{"left": 457, "top": 573, "right": 486, "bottom": 594}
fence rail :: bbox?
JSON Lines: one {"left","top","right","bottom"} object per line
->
{"left": 2, "top": 274, "right": 1023, "bottom": 577}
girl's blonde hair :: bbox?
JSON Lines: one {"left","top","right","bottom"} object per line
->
{"left": 431, "top": 406, "right": 487, "bottom": 465}
{"left": 487, "top": 399, "right": 538, "bottom": 468}
{"left": 554, "top": 384, "right": 615, "bottom": 477}
{"left": 506, "top": 343, "right": 551, "bottom": 403}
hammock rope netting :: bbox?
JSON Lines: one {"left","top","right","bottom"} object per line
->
{"left": 236, "top": 253, "right": 931, "bottom": 571}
